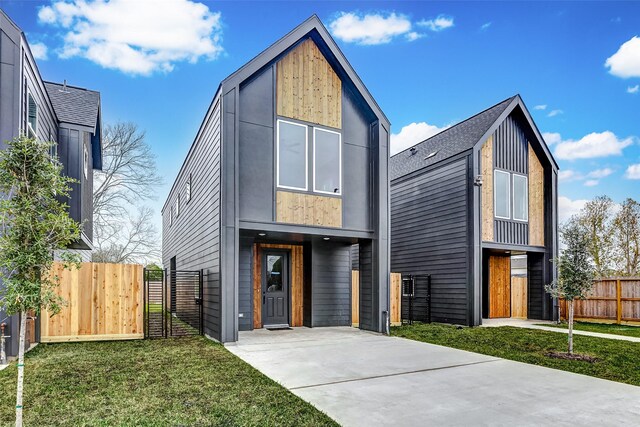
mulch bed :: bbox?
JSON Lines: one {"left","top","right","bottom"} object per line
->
{"left": 545, "top": 352, "right": 599, "bottom": 363}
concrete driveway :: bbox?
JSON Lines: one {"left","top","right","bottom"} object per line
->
{"left": 226, "top": 327, "right": 640, "bottom": 426}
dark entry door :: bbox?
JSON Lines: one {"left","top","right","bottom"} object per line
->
{"left": 262, "top": 250, "right": 289, "bottom": 327}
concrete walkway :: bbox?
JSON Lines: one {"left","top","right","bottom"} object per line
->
{"left": 226, "top": 327, "right": 640, "bottom": 426}
{"left": 482, "top": 318, "right": 640, "bottom": 343}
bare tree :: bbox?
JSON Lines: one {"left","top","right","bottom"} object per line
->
{"left": 612, "top": 198, "right": 640, "bottom": 276}
{"left": 576, "top": 195, "right": 615, "bottom": 277}
{"left": 93, "top": 123, "right": 162, "bottom": 264}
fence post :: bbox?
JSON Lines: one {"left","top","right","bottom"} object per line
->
{"left": 616, "top": 279, "right": 622, "bottom": 325}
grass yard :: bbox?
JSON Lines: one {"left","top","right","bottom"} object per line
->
{"left": 392, "top": 323, "right": 640, "bottom": 387}
{"left": 537, "top": 321, "right": 640, "bottom": 338}
{"left": 0, "top": 337, "right": 336, "bottom": 426}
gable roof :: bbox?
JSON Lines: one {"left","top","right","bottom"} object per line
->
{"left": 390, "top": 95, "right": 558, "bottom": 180}
{"left": 220, "top": 14, "right": 389, "bottom": 127}
{"left": 44, "top": 81, "right": 100, "bottom": 130}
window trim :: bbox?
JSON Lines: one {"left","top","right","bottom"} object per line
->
{"left": 276, "top": 119, "right": 308, "bottom": 191}
{"left": 313, "top": 127, "right": 342, "bottom": 195}
{"left": 494, "top": 169, "right": 511, "bottom": 220}
{"left": 27, "top": 91, "right": 37, "bottom": 137}
{"left": 512, "top": 173, "right": 529, "bottom": 222}
{"left": 83, "top": 143, "right": 89, "bottom": 179}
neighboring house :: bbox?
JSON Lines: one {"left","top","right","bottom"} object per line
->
{"left": 389, "top": 95, "right": 558, "bottom": 326}
{"left": 162, "top": 16, "right": 390, "bottom": 343}
{"left": 0, "top": 10, "right": 103, "bottom": 357}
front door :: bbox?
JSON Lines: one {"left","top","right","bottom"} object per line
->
{"left": 489, "top": 255, "right": 511, "bottom": 318}
{"left": 262, "top": 250, "right": 290, "bottom": 327}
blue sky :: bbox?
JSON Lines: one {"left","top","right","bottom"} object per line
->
{"left": 3, "top": 0, "right": 640, "bottom": 228}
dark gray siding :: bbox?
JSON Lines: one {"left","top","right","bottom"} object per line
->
{"left": 238, "top": 237, "right": 253, "bottom": 331}
{"left": 162, "top": 93, "right": 222, "bottom": 340}
{"left": 494, "top": 220, "right": 528, "bottom": 246}
{"left": 358, "top": 240, "right": 374, "bottom": 330}
{"left": 350, "top": 244, "right": 359, "bottom": 270}
{"left": 528, "top": 252, "right": 544, "bottom": 320}
{"left": 390, "top": 157, "right": 471, "bottom": 325}
{"left": 311, "top": 241, "right": 351, "bottom": 326}
{"left": 81, "top": 131, "right": 93, "bottom": 242}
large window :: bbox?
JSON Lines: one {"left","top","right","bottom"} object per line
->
{"left": 313, "top": 128, "right": 341, "bottom": 195}
{"left": 494, "top": 170, "right": 510, "bottom": 219}
{"left": 277, "top": 120, "right": 308, "bottom": 191}
{"left": 512, "top": 174, "right": 528, "bottom": 221}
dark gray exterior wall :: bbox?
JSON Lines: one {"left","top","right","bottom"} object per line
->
{"left": 310, "top": 241, "right": 351, "bottom": 327}
{"left": 162, "top": 93, "right": 222, "bottom": 340}
{"left": 238, "top": 236, "right": 253, "bottom": 331}
{"left": 390, "top": 155, "right": 472, "bottom": 325}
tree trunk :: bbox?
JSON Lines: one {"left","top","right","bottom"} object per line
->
{"left": 15, "top": 311, "right": 26, "bottom": 427}
{"left": 567, "top": 300, "right": 574, "bottom": 355}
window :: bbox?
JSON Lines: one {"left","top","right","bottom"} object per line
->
{"left": 494, "top": 170, "right": 510, "bottom": 219}
{"left": 186, "top": 174, "right": 192, "bottom": 202}
{"left": 83, "top": 144, "right": 89, "bottom": 179}
{"left": 27, "top": 93, "right": 37, "bottom": 136}
{"left": 313, "top": 128, "right": 341, "bottom": 195}
{"left": 175, "top": 195, "right": 180, "bottom": 218}
{"left": 512, "top": 174, "right": 528, "bottom": 221}
{"left": 277, "top": 120, "right": 308, "bottom": 191}
{"left": 169, "top": 206, "right": 174, "bottom": 226}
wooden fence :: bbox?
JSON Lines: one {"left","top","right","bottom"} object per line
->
{"left": 352, "top": 271, "right": 402, "bottom": 327}
{"left": 41, "top": 262, "right": 144, "bottom": 343}
{"left": 560, "top": 277, "right": 640, "bottom": 325}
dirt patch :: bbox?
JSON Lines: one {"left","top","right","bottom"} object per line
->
{"left": 545, "top": 352, "right": 599, "bottom": 363}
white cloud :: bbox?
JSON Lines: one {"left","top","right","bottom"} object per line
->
{"left": 38, "top": 0, "right": 223, "bottom": 75}
{"left": 558, "top": 170, "right": 581, "bottom": 182}
{"left": 628, "top": 85, "right": 639, "bottom": 94}
{"left": 554, "top": 131, "right": 634, "bottom": 160}
{"left": 587, "top": 168, "right": 614, "bottom": 179}
{"left": 605, "top": 36, "right": 640, "bottom": 78}
{"left": 30, "top": 41, "right": 48, "bottom": 60}
{"left": 558, "top": 196, "right": 588, "bottom": 223}
{"left": 542, "top": 132, "right": 562, "bottom": 145}
{"left": 547, "top": 109, "right": 563, "bottom": 117}
{"left": 584, "top": 179, "right": 599, "bottom": 187}
{"left": 534, "top": 104, "right": 547, "bottom": 110}
{"left": 417, "top": 15, "right": 454, "bottom": 32}
{"left": 480, "top": 22, "right": 492, "bottom": 31}
{"left": 390, "top": 122, "right": 449, "bottom": 155}
{"left": 625, "top": 164, "right": 640, "bottom": 179}
{"left": 405, "top": 32, "right": 424, "bottom": 42}
{"left": 328, "top": 12, "right": 412, "bottom": 45}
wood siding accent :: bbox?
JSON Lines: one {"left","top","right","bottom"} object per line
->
{"left": 511, "top": 276, "right": 528, "bottom": 319}
{"left": 276, "top": 190, "right": 342, "bottom": 228}
{"left": 481, "top": 136, "right": 494, "bottom": 242}
{"left": 351, "top": 270, "right": 359, "bottom": 327}
{"left": 41, "top": 262, "right": 144, "bottom": 342}
{"left": 252, "top": 243, "right": 304, "bottom": 328}
{"left": 489, "top": 255, "right": 511, "bottom": 318}
{"left": 528, "top": 143, "right": 545, "bottom": 246}
{"left": 276, "top": 38, "right": 342, "bottom": 129}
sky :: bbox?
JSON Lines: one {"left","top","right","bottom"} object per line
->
{"left": 2, "top": 0, "right": 640, "bottom": 233}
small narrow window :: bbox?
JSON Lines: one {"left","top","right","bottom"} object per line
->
{"left": 277, "top": 120, "right": 308, "bottom": 191}
{"left": 83, "top": 144, "right": 89, "bottom": 179}
{"left": 186, "top": 174, "right": 192, "bottom": 202}
{"left": 169, "top": 206, "right": 174, "bottom": 226}
{"left": 512, "top": 174, "right": 528, "bottom": 221}
{"left": 175, "top": 195, "right": 180, "bottom": 218}
{"left": 313, "top": 128, "right": 342, "bottom": 195}
{"left": 494, "top": 170, "right": 511, "bottom": 219}
{"left": 27, "top": 93, "right": 37, "bottom": 136}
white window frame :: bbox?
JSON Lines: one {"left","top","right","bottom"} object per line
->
{"left": 175, "top": 195, "right": 180, "bottom": 218}
{"left": 494, "top": 169, "right": 511, "bottom": 220}
{"left": 27, "top": 92, "right": 37, "bottom": 137}
{"left": 512, "top": 173, "right": 529, "bottom": 222}
{"left": 83, "top": 143, "right": 89, "bottom": 179}
{"left": 276, "top": 119, "right": 308, "bottom": 191}
{"left": 313, "top": 127, "right": 342, "bottom": 195}
{"left": 186, "top": 174, "right": 192, "bottom": 202}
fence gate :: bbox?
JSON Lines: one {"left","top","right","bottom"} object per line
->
{"left": 401, "top": 274, "right": 432, "bottom": 325}
{"left": 144, "top": 269, "right": 203, "bottom": 338}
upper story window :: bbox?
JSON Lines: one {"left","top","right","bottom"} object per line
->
{"left": 186, "top": 174, "right": 192, "bottom": 202}
{"left": 175, "top": 194, "right": 180, "bottom": 218}
{"left": 494, "top": 170, "right": 510, "bottom": 219}
{"left": 27, "top": 93, "right": 37, "bottom": 137}
{"left": 494, "top": 170, "right": 528, "bottom": 222}
{"left": 169, "top": 206, "right": 174, "bottom": 226}
{"left": 512, "top": 174, "right": 528, "bottom": 221}
{"left": 313, "top": 128, "right": 341, "bottom": 195}
{"left": 277, "top": 120, "right": 308, "bottom": 191}
{"left": 83, "top": 144, "right": 89, "bottom": 179}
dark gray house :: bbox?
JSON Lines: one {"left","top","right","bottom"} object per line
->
{"left": 0, "top": 10, "right": 103, "bottom": 357}
{"left": 162, "top": 15, "right": 390, "bottom": 343}
{"left": 389, "top": 95, "right": 558, "bottom": 326}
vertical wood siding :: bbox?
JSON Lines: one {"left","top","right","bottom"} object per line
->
{"left": 276, "top": 191, "right": 342, "bottom": 227}
{"left": 481, "top": 136, "right": 494, "bottom": 242}
{"left": 528, "top": 143, "right": 545, "bottom": 246}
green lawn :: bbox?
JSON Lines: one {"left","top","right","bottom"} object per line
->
{"left": 392, "top": 323, "right": 640, "bottom": 387}
{"left": 537, "top": 321, "right": 640, "bottom": 338}
{"left": 0, "top": 337, "right": 336, "bottom": 426}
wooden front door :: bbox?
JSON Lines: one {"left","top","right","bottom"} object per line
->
{"left": 489, "top": 255, "right": 511, "bottom": 318}
{"left": 262, "top": 250, "right": 290, "bottom": 327}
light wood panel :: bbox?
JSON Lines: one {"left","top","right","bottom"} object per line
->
{"left": 351, "top": 271, "right": 359, "bottom": 327}
{"left": 481, "top": 136, "right": 494, "bottom": 242}
{"left": 489, "top": 255, "right": 511, "bottom": 318}
{"left": 390, "top": 273, "right": 402, "bottom": 326}
{"left": 253, "top": 244, "right": 304, "bottom": 328}
{"left": 41, "top": 262, "right": 143, "bottom": 342}
{"left": 276, "top": 191, "right": 342, "bottom": 228}
{"left": 528, "top": 143, "right": 545, "bottom": 246}
{"left": 276, "top": 38, "right": 341, "bottom": 129}
{"left": 511, "top": 276, "right": 528, "bottom": 319}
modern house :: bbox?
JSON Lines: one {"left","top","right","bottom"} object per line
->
{"left": 162, "top": 16, "right": 390, "bottom": 343}
{"left": 0, "top": 10, "right": 103, "bottom": 357}
{"left": 389, "top": 95, "right": 558, "bottom": 326}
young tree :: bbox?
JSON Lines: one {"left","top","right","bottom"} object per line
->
{"left": 546, "top": 218, "right": 595, "bottom": 354}
{"left": 0, "top": 136, "right": 81, "bottom": 426}
{"left": 612, "top": 198, "right": 640, "bottom": 276}
{"left": 576, "top": 195, "right": 615, "bottom": 276}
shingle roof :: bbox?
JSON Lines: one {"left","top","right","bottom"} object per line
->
{"left": 44, "top": 81, "right": 100, "bottom": 129}
{"left": 390, "top": 96, "right": 517, "bottom": 180}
